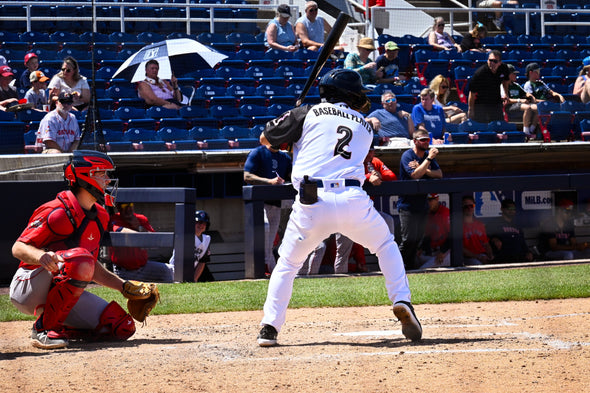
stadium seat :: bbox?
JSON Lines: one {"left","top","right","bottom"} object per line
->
{"left": 471, "top": 131, "right": 500, "bottom": 144}
{"left": 109, "top": 32, "right": 138, "bottom": 43}
{"left": 179, "top": 105, "right": 209, "bottom": 119}
{"left": 245, "top": 66, "right": 275, "bottom": 78}
{"left": 157, "top": 127, "right": 193, "bottom": 149}
{"left": 239, "top": 104, "right": 267, "bottom": 118}
{"left": 146, "top": 106, "right": 180, "bottom": 119}
{"left": 546, "top": 111, "right": 573, "bottom": 141}
{"left": 114, "top": 107, "right": 147, "bottom": 121}
{"left": 106, "top": 85, "right": 137, "bottom": 100}
{"left": 189, "top": 126, "right": 220, "bottom": 141}
{"left": 459, "top": 119, "right": 488, "bottom": 134}
{"left": 488, "top": 120, "right": 517, "bottom": 133}
{"left": 197, "top": 32, "right": 226, "bottom": 45}
{"left": 137, "top": 31, "right": 166, "bottom": 44}
{"left": 227, "top": 84, "right": 256, "bottom": 97}
{"left": 267, "top": 103, "right": 293, "bottom": 116}
{"left": 0, "top": 121, "right": 26, "bottom": 154}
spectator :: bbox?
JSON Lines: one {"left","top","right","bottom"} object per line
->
{"left": 418, "top": 194, "right": 451, "bottom": 268}
{"left": 264, "top": 4, "right": 298, "bottom": 53}
{"left": 109, "top": 202, "right": 174, "bottom": 283}
{"left": 137, "top": 59, "right": 183, "bottom": 110}
{"left": 428, "top": 17, "right": 462, "bottom": 52}
{"left": 20, "top": 53, "right": 39, "bottom": 89}
{"left": 573, "top": 56, "right": 590, "bottom": 104}
{"left": 540, "top": 199, "right": 590, "bottom": 260}
{"left": 344, "top": 37, "right": 383, "bottom": 85}
{"left": 48, "top": 56, "right": 90, "bottom": 111}
{"left": 412, "top": 88, "right": 446, "bottom": 144}
{"left": 375, "top": 41, "right": 406, "bottom": 84}
{"left": 0, "top": 65, "right": 19, "bottom": 111}
{"left": 429, "top": 74, "right": 467, "bottom": 124}
{"left": 502, "top": 63, "right": 538, "bottom": 137}
{"left": 468, "top": 50, "right": 510, "bottom": 123}
{"left": 460, "top": 22, "right": 489, "bottom": 53}
{"left": 25, "top": 71, "right": 50, "bottom": 110}
{"left": 398, "top": 129, "right": 443, "bottom": 269}
{"left": 462, "top": 195, "right": 494, "bottom": 265}
{"left": 367, "top": 91, "right": 414, "bottom": 146}
{"left": 169, "top": 210, "right": 214, "bottom": 282}
{"left": 244, "top": 144, "right": 292, "bottom": 274}
{"left": 295, "top": 1, "right": 343, "bottom": 54}
{"left": 523, "top": 62, "right": 565, "bottom": 104}
{"left": 487, "top": 198, "right": 534, "bottom": 263}
{"left": 476, "top": 0, "right": 520, "bottom": 30}
{"left": 38, "top": 92, "right": 80, "bottom": 154}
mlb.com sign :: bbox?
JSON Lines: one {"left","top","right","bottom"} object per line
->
{"left": 521, "top": 191, "right": 552, "bottom": 210}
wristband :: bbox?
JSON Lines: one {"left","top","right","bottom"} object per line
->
{"left": 426, "top": 157, "right": 433, "bottom": 162}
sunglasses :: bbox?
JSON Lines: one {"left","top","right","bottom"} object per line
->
{"left": 488, "top": 59, "right": 500, "bottom": 64}
{"left": 384, "top": 98, "right": 397, "bottom": 103}
{"left": 463, "top": 204, "right": 475, "bottom": 208}
{"left": 440, "top": 85, "right": 449, "bottom": 89}
{"left": 119, "top": 203, "right": 134, "bottom": 209}
{"left": 437, "top": 23, "right": 445, "bottom": 27}
{"left": 61, "top": 68, "right": 73, "bottom": 73}
{"left": 307, "top": 8, "right": 318, "bottom": 12}
{"left": 415, "top": 137, "right": 430, "bottom": 142}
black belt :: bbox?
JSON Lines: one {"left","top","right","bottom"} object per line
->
{"left": 313, "top": 179, "right": 361, "bottom": 188}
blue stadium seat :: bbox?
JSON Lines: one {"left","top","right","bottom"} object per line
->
{"left": 0, "top": 121, "right": 26, "bottom": 154}
{"left": 137, "top": 31, "right": 166, "bottom": 44}
{"left": 114, "top": 107, "right": 147, "bottom": 121}
{"left": 197, "top": 32, "right": 226, "bottom": 45}
{"left": 472, "top": 131, "right": 500, "bottom": 144}
{"left": 459, "top": 119, "right": 488, "bottom": 133}
{"left": 216, "top": 66, "right": 246, "bottom": 79}
{"left": 146, "top": 106, "right": 180, "bottom": 119}
{"left": 245, "top": 66, "right": 275, "bottom": 78}
{"left": 239, "top": 104, "right": 267, "bottom": 117}
{"left": 267, "top": 103, "right": 293, "bottom": 116}
{"left": 179, "top": 105, "right": 209, "bottom": 119}
{"left": 17, "top": 109, "right": 45, "bottom": 123}
{"left": 488, "top": 120, "right": 518, "bottom": 133}
{"left": 195, "top": 84, "right": 227, "bottom": 99}
{"left": 445, "top": 131, "right": 470, "bottom": 144}
{"left": 236, "top": 49, "right": 265, "bottom": 61}
{"left": 256, "top": 84, "right": 288, "bottom": 97}
{"left": 502, "top": 131, "right": 527, "bottom": 143}
{"left": 20, "top": 31, "right": 51, "bottom": 43}
{"left": 264, "top": 48, "right": 294, "bottom": 61}
{"left": 220, "top": 125, "right": 251, "bottom": 139}
{"left": 546, "top": 111, "right": 573, "bottom": 141}
{"left": 189, "top": 126, "right": 220, "bottom": 141}
{"left": 106, "top": 85, "right": 137, "bottom": 100}
{"left": 226, "top": 32, "right": 256, "bottom": 44}
{"left": 109, "top": 32, "right": 138, "bottom": 43}
{"left": 227, "top": 84, "right": 256, "bottom": 97}
{"left": 275, "top": 65, "right": 304, "bottom": 79}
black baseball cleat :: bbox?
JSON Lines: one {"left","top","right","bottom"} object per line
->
{"left": 257, "top": 324, "right": 278, "bottom": 347}
{"left": 31, "top": 327, "right": 68, "bottom": 350}
{"left": 393, "top": 301, "right": 422, "bottom": 342}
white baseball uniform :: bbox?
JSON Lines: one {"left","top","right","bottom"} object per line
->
{"left": 260, "top": 102, "right": 412, "bottom": 332}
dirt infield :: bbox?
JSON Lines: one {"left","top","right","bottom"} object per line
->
{"left": 1, "top": 298, "right": 589, "bottom": 393}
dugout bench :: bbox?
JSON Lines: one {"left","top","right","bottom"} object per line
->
{"left": 243, "top": 174, "right": 590, "bottom": 279}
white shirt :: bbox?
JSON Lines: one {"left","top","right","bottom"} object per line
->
{"left": 38, "top": 110, "right": 80, "bottom": 152}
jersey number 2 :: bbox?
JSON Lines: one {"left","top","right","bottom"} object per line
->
{"left": 334, "top": 126, "right": 352, "bottom": 160}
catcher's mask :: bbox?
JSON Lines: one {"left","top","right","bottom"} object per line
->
{"left": 64, "top": 150, "right": 118, "bottom": 206}
{"left": 318, "top": 68, "right": 372, "bottom": 113}
{"left": 195, "top": 210, "right": 210, "bottom": 231}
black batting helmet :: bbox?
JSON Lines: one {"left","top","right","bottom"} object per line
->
{"left": 195, "top": 210, "right": 210, "bottom": 230}
{"left": 318, "top": 69, "right": 372, "bottom": 113}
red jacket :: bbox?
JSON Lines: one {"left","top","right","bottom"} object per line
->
{"left": 109, "top": 213, "right": 154, "bottom": 270}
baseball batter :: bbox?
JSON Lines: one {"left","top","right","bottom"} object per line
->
{"left": 257, "top": 69, "right": 422, "bottom": 346}
{"left": 10, "top": 150, "right": 155, "bottom": 349}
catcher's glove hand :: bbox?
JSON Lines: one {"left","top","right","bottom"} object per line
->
{"left": 122, "top": 280, "right": 160, "bottom": 323}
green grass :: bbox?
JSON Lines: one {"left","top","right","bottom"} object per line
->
{"left": 2, "top": 264, "right": 590, "bottom": 322}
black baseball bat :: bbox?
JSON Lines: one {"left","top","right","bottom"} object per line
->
{"left": 295, "top": 12, "right": 351, "bottom": 107}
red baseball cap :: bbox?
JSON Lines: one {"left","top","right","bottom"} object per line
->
{"left": 558, "top": 199, "right": 574, "bottom": 210}
{"left": 427, "top": 193, "right": 439, "bottom": 199}
{"left": 0, "top": 65, "right": 14, "bottom": 77}
{"left": 24, "top": 52, "right": 38, "bottom": 65}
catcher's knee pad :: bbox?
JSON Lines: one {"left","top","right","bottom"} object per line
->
{"left": 95, "top": 301, "right": 136, "bottom": 340}
{"left": 42, "top": 248, "right": 95, "bottom": 331}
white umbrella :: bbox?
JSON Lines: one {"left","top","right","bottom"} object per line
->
{"left": 112, "top": 38, "right": 227, "bottom": 83}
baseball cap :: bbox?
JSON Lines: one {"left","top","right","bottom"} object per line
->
{"left": 357, "top": 37, "right": 376, "bottom": 51}
{"left": 558, "top": 199, "right": 574, "bottom": 210}
{"left": 58, "top": 91, "right": 74, "bottom": 104}
{"left": 277, "top": 4, "right": 291, "bottom": 17}
{"left": 384, "top": 41, "right": 399, "bottom": 51}
{"left": 506, "top": 64, "right": 519, "bottom": 74}
{"left": 584, "top": 56, "right": 590, "bottom": 67}
{"left": 0, "top": 65, "right": 14, "bottom": 77}
{"left": 24, "top": 52, "right": 38, "bottom": 66}
{"left": 30, "top": 70, "right": 49, "bottom": 83}
{"left": 526, "top": 62, "right": 540, "bottom": 75}
{"left": 427, "top": 193, "right": 439, "bottom": 199}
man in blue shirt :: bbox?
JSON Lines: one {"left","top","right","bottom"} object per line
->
{"left": 398, "top": 129, "right": 443, "bottom": 269}
{"left": 368, "top": 91, "right": 414, "bottom": 146}
{"left": 244, "top": 144, "right": 292, "bottom": 274}
{"left": 411, "top": 88, "right": 446, "bottom": 144}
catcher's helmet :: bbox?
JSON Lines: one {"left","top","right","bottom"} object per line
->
{"left": 195, "top": 210, "right": 210, "bottom": 230}
{"left": 64, "top": 150, "right": 117, "bottom": 205}
{"left": 318, "top": 69, "right": 372, "bottom": 112}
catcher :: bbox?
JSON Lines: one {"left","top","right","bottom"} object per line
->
{"left": 10, "top": 150, "right": 159, "bottom": 350}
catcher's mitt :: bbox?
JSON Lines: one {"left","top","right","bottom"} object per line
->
{"left": 122, "top": 280, "right": 160, "bottom": 323}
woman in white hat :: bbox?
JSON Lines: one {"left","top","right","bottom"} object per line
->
{"left": 343, "top": 36, "right": 382, "bottom": 85}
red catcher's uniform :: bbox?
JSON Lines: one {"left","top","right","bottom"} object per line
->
{"left": 17, "top": 190, "right": 109, "bottom": 271}
{"left": 109, "top": 213, "right": 154, "bottom": 270}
